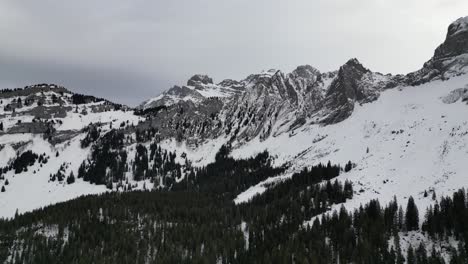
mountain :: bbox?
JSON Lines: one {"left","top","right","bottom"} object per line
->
{"left": 1, "top": 15, "right": 468, "bottom": 263}
{"left": 1, "top": 17, "right": 468, "bottom": 218}
{"left": 139, "top": 74, "right": 244, "bottom": 110}
{"left": 0, "top": 16, "right": 468, "bottom": 259}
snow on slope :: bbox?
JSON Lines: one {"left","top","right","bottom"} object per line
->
{"left": 186, "top": 84, "right": 239, "bottom": 98}
{"left": 141, "top": 91, "right": 204, "bottom": 108}
{"left": 55, "top": 108, "right": 142, "bottom": 131}
{"left": 158, "top": 136, "right": 228, "bottom": 167}
{"left": 230, "top": 74, "right": 468, "bottom": 223}
{"left": 0, "top": 102, "right": 144, "bottom": 219}
{"left": 0, "top": 134, "right": 107, "bottom": 219}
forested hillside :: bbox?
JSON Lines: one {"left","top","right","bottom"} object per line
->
{"left": 1, "top": 146, "right": 467, "bottom": 263}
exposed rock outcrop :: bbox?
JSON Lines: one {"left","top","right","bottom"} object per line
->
{"left": 407, "top": 16, "right": 468, "bottom": 85}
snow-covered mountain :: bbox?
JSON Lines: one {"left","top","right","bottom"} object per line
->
{"left": 1, "top": 16, "right": 468, "bottom": 221}
{"left": 139, "top": 74, "right": 244, "bottom": 109}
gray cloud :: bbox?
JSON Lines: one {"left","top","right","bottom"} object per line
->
{"left": 0, "top": 0, "right": 467, "bottom": 106}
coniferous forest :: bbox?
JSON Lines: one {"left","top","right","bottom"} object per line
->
{"left": 0, "top": 146, "right": 467, "bottom": 263}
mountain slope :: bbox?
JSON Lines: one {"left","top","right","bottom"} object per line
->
{"left": 232, "top": 73, "right": 468, "bottom": 219}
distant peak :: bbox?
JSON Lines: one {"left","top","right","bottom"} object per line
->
{"left": 344, "top": 58, "right": 362, "bottom": 66}
{"left": 447, "top": 16, "right": 468, "bottom": 37}
{"left": 260, "top": 69, "right": 280, "bottom": 76}
{"left": 291, "top": 65, "right": 320, "bottom": 79}
{"left": 342, "top": 58, "right": 369, "bottom": 73}
{"left": 187, "top": 74, "right": 213, "bottom": 86}
{"left": 431, "top": 16, "right": 468, "bottom": 62}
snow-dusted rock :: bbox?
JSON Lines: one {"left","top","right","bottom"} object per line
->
{"left": 408, "top": 16, "right": 468, "bottom": 84}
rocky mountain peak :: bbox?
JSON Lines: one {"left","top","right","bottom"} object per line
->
{"left": 408, "top": 16, "right": 468, "bottom": 85}
{"left": 291, "top": 65, "right": 321, "bottom": 80}
{"left": 447, "top": 16, "right": 468, "bottom": 37}
{"left": 327, "top": 58, "right": 369, "bottom": 97}
{"left": 167, "top": 85, "right": 196, "bottom": 96}
{"left": 433, "top": 16, "right": 468, "bottom": 60}
{"left": 343, "top": 58, "right": 369, "bottom": 73}
{"left": 187, "top": 74, "right": 214, "bottom": 86}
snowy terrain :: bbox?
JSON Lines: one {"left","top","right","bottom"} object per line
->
{"left": 0, "top": 88, "right": 145, "bottom": 218}
{"left": 1, "top": 68, "right": 468, "bottom": 221}
{"left": 231, "top": 74, "right": 468, "bottom": 226}
{"left": 0, "top": 133, "right": 108, "bottom": 218}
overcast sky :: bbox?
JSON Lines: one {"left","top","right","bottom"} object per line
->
{"left": 0, "top": 0, "right": 467, "bottom": 106}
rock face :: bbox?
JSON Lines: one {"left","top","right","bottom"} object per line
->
{"left": 141, "top": 86, "right": 206, "bottom": 109}
{"left": 407, "top": 16, "right": 468, "bottom": 85}
{"left": 320, "top": 59, "right": 400, "bottom": 124}
{"left": 138, "top": 60, "right": 396, "bottom": 145}
{"left": 140, "top": 75, "right": 245, "bottom": 111}
{"left": 138, "top": 98, "right": 224, "bottom": 147}
{"left": 434, "top": 17, "right": 468, "bottom": 59}
{"left": 187, "top": 74, "right": 214, "bottom": 86}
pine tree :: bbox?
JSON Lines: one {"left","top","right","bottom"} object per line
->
{"left": 406, "top": 196, "right": 419, "bottom": 231}
{"left": 398, "top": 206, "right": 404, "bottom": 230}
{"left": 0, "top": 121, "right": 3, "bottom": 131}
{"left": 1, "top": 185, "right": 5, "bottom": 192}
{"left": 416, "top": 243, "right": 428, "bottom": 264}
{"left": 407, "top": 245, "right": 416, "bottom": 264}
{"left": 344, "top": 161, "right": 353, "bottom": 172}
{"left": 67, "top": 172, "right": 75, "bottom": 184}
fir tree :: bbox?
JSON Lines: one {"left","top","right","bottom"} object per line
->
{"left": 416, "top": 243, "right": 428, "bottom": 264}
{"left": 67, "top": 172, "right": 75, "bottom": 184}
{"left": 407, "top": 245, "right": 416, "bottom": 264}
{"left": 344, "top": 161, "right": 353, "bottom": 172}
{"left": 405, "top": 196, "right": 419, "bottom": 231}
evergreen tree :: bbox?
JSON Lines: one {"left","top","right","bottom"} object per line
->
{"left": 344, "top": 161, "right": 353, "bottom": 172}
{"left": 66, "top": 172, "right": 75, "bottom": 184}
{"left": 1, "top": 185, "right": 5, "bottom": 192}
{"left": 416, "top": 243, "right": 428, "bottom": 264}
{"left": 407, "top": 245, "right": 416, "bottom": 264}
{"left": 406, "top": 196, "right": 419, "bottom": 231}
{"left": 396, "top": 205, "right": 405, "bottom": 231}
